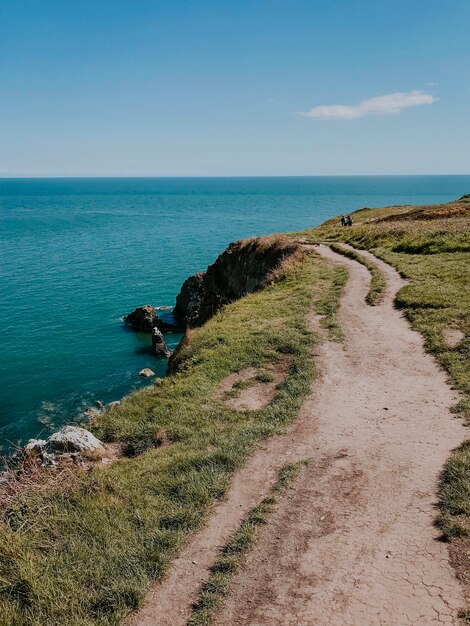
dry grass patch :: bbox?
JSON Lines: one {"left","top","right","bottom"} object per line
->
{"left": 442, "top": 328, "right": 465, "bottom": 349}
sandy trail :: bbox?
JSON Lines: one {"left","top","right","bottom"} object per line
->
{"left": 130, "top": 244, "right": 465, "bottom": 626}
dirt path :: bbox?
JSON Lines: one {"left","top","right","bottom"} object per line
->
{"left": 130, "top": 245, "right": 466, "bottom": 626}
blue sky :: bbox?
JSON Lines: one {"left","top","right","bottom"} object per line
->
{"left": 1, "top": 0, "right": 469, "bottom": 176}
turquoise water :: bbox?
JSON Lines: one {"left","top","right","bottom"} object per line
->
{"left": 1, "top": 175, "right": 469, "bottom": 451}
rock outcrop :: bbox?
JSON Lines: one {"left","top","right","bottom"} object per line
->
{"left": 124, "top": 305, "right": 158, "bottom": 331}
{"left": 47, "top": 426, "right": 105, "bottom": 454}
{"left": 20, "top": 426, "right": 107, "bottom": 466}
{"left": 139, "top": 368, "right": 155, "bottom": 377}
{"left": 151, "top": 327, "right": 170, "bottom": 357}
{"left": 124, "top": 305, "right": 182, "bottom": 333}
{"left": 166, "top": 329, "right": 192, "bottom": 374}
{"left": 173, "top": 274, "right": 206, "bottom": 327}
{"left": 123, "top": 305, "right": 172, "bottom": 357}
{"left": 173, "top": 236, "right": 301, "bottom": 327}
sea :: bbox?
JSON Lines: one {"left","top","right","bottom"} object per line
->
{"left": 1, "top": 175, "right": 469, "bottom": 451}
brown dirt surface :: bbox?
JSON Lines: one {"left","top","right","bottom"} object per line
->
{"left": 442, "top": 327, "right": 465, "bottom": 348}
{"left": 214, "top": 359, "right": 292, "bottom": 411}
{"left": 129, "top": 245, "right": 467, "bottom": 626}
{"left": 449, "top": 538, "right": 470, "bottom": 606}
{"left": 214, "top": 367, "right": 257, "bottom": 398}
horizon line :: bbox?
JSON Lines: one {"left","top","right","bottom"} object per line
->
{"left": 1, "top": 173, "right": 469, "bottom": 180}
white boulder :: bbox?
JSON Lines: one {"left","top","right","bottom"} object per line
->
{"left": 139, "top": 368, "right": 155, "bottom": 377}
{"left": 46, "top": 426, "right": 105, "bottom": 454}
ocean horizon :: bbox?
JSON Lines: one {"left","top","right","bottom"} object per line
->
{"left": 1, "top": 174, "right": 469, "bottom": 450}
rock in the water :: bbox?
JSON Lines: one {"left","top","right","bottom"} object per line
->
{"left": 124, "top": 305, "right": 158, "bottom": 331}
{"left": 124, "top": 304, "right": 181, "bottom": 333}
{"left": 151, "top": 326, "right": 170, "bottom": 357}
{"left": 46, "top": 426, "right": 105, "bottom": 454}
{"left": 139, "top": 368, "right": 155, "bottom": 377}
{"left": 124, "top": 305, "right": 172, "bottom": 359}
{"left": 95, "top": 400, "right": 104, "bottom": 410}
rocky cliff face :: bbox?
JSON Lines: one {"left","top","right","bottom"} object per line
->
{"left": 173, "top": 236, "right": 301, "bottom": 328}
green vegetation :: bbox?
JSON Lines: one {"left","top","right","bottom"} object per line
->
{"left": 0, "top": 249, "right": 344, "bottom": 625}
{"left": 255, "top": 370, "right": 275, "bottom": 383}
{"left": 313, "top": 262, "right": 348, "bottom": 341}
{"left": 439, "top": 441, "right": 470, "bottom": 537}
{"left": 187, "top": 460, "right": 308, "bottom": 626}
{"left": 301, "top": 195, "right": 470, "bottom": 539}
{"left": 328, "top": 242, "right": 386, "bottom": 305}
{"left": 223, "top": 376, "right": 258, "bottom": 400}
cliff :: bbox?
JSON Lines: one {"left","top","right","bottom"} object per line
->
{"left": 173, "top": 235, "right": 302, "bottom": 328}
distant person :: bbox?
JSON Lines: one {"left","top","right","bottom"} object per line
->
{"left": 346, "top": 215, "right": 353, "bottom": 226}
{"left": 340, "top": 216, "right": 346, "bottom": 227}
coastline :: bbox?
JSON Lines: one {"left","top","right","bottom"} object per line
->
{"left": 3, "top": 176, "right": 469, "bottom": 450}
{"left": 0, "top": 196, "right": 468, "bottom": 625}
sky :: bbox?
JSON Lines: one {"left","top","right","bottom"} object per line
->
{"left": 0, "top": 0, "right": 469, "bottom": 177}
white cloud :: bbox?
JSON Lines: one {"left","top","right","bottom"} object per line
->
{"left": 298, "top": 90, "right": 436, "bottom": 120}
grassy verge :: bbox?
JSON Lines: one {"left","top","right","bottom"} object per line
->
{"left": 0, "top": 249, "right": 343, "bottom": 625}
{"left": 187, "top": 460, "right": 308, "bottom": 626}
{"left": 300, "top": 195, "right": 470, "bottom": 541}
{"left": 328, "top": 242, "right": 386, "bottom": 305}
{"left": 438, "top": 441, "right": 470, "bottom": 538}
{"left": 313, "top": 261, "right": 348, "bottom": 341}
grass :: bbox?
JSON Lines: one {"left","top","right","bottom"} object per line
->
{"left": 222, "top": 377, "right": 258, "bottom": 400}
{"left": 328, "top": 243, "right": 386, "bottom": 305}
{"left": 438, "top": 441, "right": 470, "bottom": 538}
{"left": 255, "top": 370, "right": 275, "bottom": 383}
{"left": 187, "top": 460, "right": 308, "bottom": 626}
{"left": 224, "top": 368, "right": 277, "bottom": 400}
{"left": 313, "top": 262, "right": 348, "bottom": 341}
{"left": 300, "top": 194, "right": 470, "bottom": 541}
{"left": 0, "top": 248, "right": 344, "bottom": 626}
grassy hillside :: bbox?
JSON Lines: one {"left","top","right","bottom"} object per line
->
{"left": 300, "top": 195, "right": 470, "bottom": 541}
{"left": 0, "top": 244, "right": 345, "bottom": 625}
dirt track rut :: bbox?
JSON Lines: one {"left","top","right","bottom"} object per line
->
{"left": 130, "top": 244, "right": 466, "bottom": 626}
